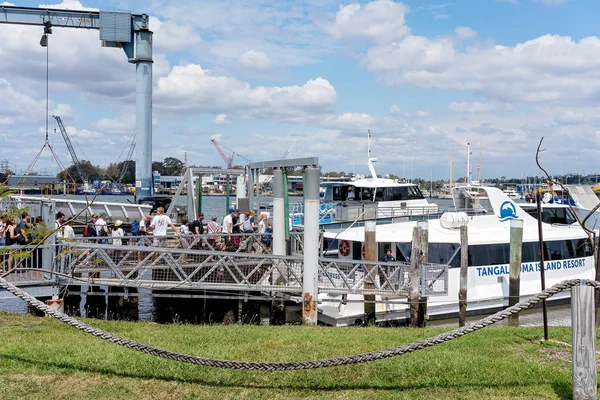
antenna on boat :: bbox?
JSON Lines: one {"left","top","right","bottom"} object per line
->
{"left": 477, "top": 136, "right": 482, "bottom": 184}
{"left": 450, "top": 144, "right": 454, "bottom": 194}
{"left": 465, "top": 140, "right": 471, "bottom": 186}
{"left": 367, "top": 129, "right": 378, "bottom": 179}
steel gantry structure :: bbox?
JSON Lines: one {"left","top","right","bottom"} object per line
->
{"left": 0, "top": 5, "right": 154, "bottom": 198}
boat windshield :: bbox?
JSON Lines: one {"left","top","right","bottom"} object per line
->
{"left": 325, "top": 184, "right": 425, "bottom": 202}
{"left": 378, "top": 186, "right": 424, "bottom": 201}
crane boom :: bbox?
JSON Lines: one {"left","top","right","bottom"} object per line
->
{"left": 119, "top": 132, "right": 136, "bottom": 183}
{"left": 52, "top": 115, "right": 87, "bottom": 183}
{"left": 210, "top": 138, "right": 233, "bottom": 168}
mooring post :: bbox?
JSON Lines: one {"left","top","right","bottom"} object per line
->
{"left": 418, "top": 221, "right": 429, "bottom": 327}
{"left": 410, "top": 225, "right": 422, "bottom": 328}
{"left": 571, "top": 280, "right": 597, "bottom": 399}
{"left": 458, "top": 224, "right": 468, "bottom": 327}
{"left": 508, "top": 219, "right": 523, "bottom": 327}
{"left": 364, "top": 220, "right": 377, "bottom": 325}
{"left": 302, "top": 166, "right": 320, "bottom": 325}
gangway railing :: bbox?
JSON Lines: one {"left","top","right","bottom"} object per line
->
{"left": 53, "top": 235, "right": 448, "bottom": 296}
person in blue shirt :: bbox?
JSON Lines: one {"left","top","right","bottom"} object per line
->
{"left": 380, "top": 248, "right": 395, "bottom": 262}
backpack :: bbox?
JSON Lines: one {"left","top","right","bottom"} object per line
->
{"left": 83, "top": 221, "right": 97, "bottom": 237}
{"left": 242, "top": 218, "right": 253, "bottom": 233}
{"left": 14, "top": 224, "right": 28, "bottom": 245}
{"left": 131, "top": 220, "right": 141, "bottom": 236}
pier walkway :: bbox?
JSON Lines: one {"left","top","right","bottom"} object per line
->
{"left": 2, "top": 234, "right": 448, "bottom": 299}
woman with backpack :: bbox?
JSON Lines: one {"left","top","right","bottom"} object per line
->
{"left": 243, "top": 211, "right": 256, "bottom": 233}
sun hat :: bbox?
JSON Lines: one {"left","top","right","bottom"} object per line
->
{"left": 99, "top": 211, "right": 107, "bottom": 217}
{"left": 114, "top": 220, "right": 123, "bottom": 227}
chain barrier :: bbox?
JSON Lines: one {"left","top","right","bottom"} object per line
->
{"left": 0, "top": 276, "right": 587, "bottom": 371}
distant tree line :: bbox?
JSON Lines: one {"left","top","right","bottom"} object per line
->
{"left": 46, "top": 159, "right": 600, "bottom": 186}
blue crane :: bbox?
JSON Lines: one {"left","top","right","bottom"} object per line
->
{"left": 0, "top": 5, "right": 155, "bottom": 198}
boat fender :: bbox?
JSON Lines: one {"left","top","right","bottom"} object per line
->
{"left": 440, "top": 212, "right": 469, "bottom": 229}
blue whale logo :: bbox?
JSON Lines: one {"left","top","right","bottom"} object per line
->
{"left": 499, "top": 201, "right": 518, "bottom": 222}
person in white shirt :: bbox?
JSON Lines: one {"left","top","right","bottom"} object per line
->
{"left": 95, "top": 212, "right": 109, "bottom": 244}
{"left": 111, "top": 220, "right": 125, "bottom": 263}
{"left": 111, "top": 220, "right": 124, "bottom": 246}
{"left": 222, "top": 208, "right": 235, "bottom": 234}
{"left": 62, "top": 220, "right": 76, "bottom": 240}
{"left": 55, "top": 212, "right": 66, "bottom": 239}
{"left": 149, "top": 207, "right": 181, "bottom": 247}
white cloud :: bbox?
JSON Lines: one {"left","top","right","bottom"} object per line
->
{"left": 238, "top": 50, "right": 272, "bottom": 71}
{"left": 213, "top": 114, "right": 230, "bottom": 125}
{"left": 92, "top": 114, "right": 135, "bottom": 134}
{"left": 449, "top": 102, "right": 496, "bottom": 113}
{"left": 367, "top": 34, "right": 600, "bottom": 104}
{"left": 389, "top": 104, "right": 400, "bottom": 114}
{"left": 38, "top": 0, "right": 96, "bottom": 11}
{"left": 149, "top": 17, "right": 202, "bottom": 53}
{"left": 455, "top": 26, "right": 478, "bottom": 39}
{"left": 323, "top": 0, "right": 410, "bottom": 42}
{"left": 415, "top": 110, "right": 430, "bottom": 117}
{"left": 155, "top": 64, "right": 337, "bottom": 119}
{"left": 322, "top": 112, "right": 376, "bottom": 131}
{"left": 534, "top": 0, "right": 566, "bottom": 6}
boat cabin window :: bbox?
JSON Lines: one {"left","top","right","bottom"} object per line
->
{"left": 331, "top": 186, "right": 349, "bottom": 202}
{"left": 382, "top": 186, "right": 425, "bottom": 201}
{"left": 524, "top": 207, "right": 578, "bottom": 225}
{"left": 356, "top": 187, "right": 374, "bottom": 202}
{"left": 446, "top": 239, "right": 593, "bottom": 267}
{"left": 322, "top": 238, "right": 338, "bottom": 258}
{"left": 395, "top": 243, "right": 459, "bottom": 265}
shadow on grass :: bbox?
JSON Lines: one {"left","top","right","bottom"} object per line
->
{"left": 0, "top": 352, "right": 570, "bottom": 396}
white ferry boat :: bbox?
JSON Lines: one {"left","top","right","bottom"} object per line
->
{"left": 318, "top": 131, "right": 438, "bottom": 222}
{"left": 319, "top": 186, "right": 594, "bottom": 326}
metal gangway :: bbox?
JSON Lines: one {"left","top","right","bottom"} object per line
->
{"left": 47, "top": 233, "right": 448, "bottom": 298}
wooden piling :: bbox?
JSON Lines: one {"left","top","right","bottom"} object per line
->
{"left": 364, "top": 221, "right": 377, "bottom": 325}
{"left": 508, "top": 219, "right": 523, "bottom": 327}
{"left": 410, "top": 226, "right": 422, "bottom": 328}
{"left": 458, "top": 224, "right": 468, "bottom": 327}
{"left": 571, "top": 281, "right": 597, "bottom": 399}
{"left": 417, "top": 221, "right": 429, "bottom": 327}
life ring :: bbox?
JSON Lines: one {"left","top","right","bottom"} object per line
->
{"left": 338, "top": 240, "right": 351, "bottom": 257}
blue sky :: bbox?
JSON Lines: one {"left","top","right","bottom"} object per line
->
{"left": 1, "top": 0, "right": 599, "bottom": 181}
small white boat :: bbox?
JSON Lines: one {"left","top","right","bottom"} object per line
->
{"left": 502, "top": 188, "right": 521, "bottom": 200}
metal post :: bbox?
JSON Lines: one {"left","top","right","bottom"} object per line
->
{"left": 195, "top": 174, "right": 202, "bottom": 217}
{"left": 272, "top": 169, "right": 286, "bottom": 257}
{"left": 186, "top": 169, "right": 195, "bottom": 222}
{"left": 508, "top": 219, "right": 523, "bottom": 327}
{"left": 410, "top": 225, "right": 422, "bottom": 328}
{"left": 225, "top": 175, "right": 231, "bottom": 213}
{"left": 248, "top": 168, "right": 255, "bottom": 212}
{"left": 282, "top": 170, "right": 290, "bottom": 241}
{"left": 236, "top": 174, "right": 246, "bottom": 219}
{"left": 571, "top": 281, "right": 597, "bottom": 399}
{"left": 364, "top": 220, "right": 377, "bottom": 324}
{"left": 536, "top": 191, "right": 549, "bottom": 340}
{"left": 458, "top": 224, "right": 468, "bottom": 327}
{"left": 134, "top": 28, "right": 153, "bottom": 198}
{"left": 302, "top": 166, "right": 320, "bottom": 325}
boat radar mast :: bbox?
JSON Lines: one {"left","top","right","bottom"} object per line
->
{"left": 367, "top": 129, "right": 378, "bottom": 179}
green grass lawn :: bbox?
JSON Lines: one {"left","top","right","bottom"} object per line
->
{"left": 0, "top": 312, "right": 589, "bottom": 399}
